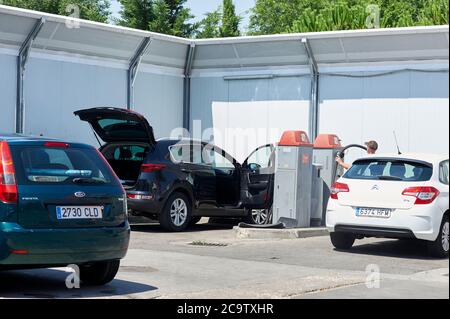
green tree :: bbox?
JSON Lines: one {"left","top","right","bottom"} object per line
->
{"left": 291, "top": 0, "right": 369, "bottom": 33}
{"left": 149, "top": 0, "right": 195, "bottom": 37}
{"left": 117, "top": 0, "right": 154, "bottom": 30}
{"left": 249, "top": 0, "right": 328, "bottom": 35}
{"left": 220, "top": 0, "right": 240, "bottom": 37}
{"left": 196, "top": 10, "right": 222, "bottom": 39}
{"left": 195, "top": 0, "right": 241, "bottom": 39}
{"left": 2, "top": 0, "right": 111, "bottom": 23}
{"left": 249, "top": 0, "right": 449, "bottom": 35}
{"left": 417, "top": 0, "right": 449, "bottom": 25}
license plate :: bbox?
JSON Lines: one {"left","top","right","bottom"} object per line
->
{"left": 355, "top": 207, "right": 392, "bottom": 219}
{"left": 56, "top": 206, "right": 104, "bottom": 220}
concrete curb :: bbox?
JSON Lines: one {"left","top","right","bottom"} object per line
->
{"left": 234, "top": 226, "right": 329, "bottom": 240}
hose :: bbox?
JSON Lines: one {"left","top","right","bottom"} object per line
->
{"left": 333, "top": 144, "right": 368, "bottom": 183}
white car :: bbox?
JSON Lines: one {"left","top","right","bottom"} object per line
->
{"left": 327, "top": 153, "right": 449, "bottom": 258}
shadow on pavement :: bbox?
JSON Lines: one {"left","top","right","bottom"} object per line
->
{"left": 131, "top": 217, "right": 240, "bottom": 233}
{"left": 337, "top": 238, "right": 444, "bottom": 260}
{"left": 0, "top": 268, "right": 157, "bottom": 299}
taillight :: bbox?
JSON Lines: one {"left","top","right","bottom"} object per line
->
{"left": 44, "top": 142, "right": 70, "bottom": 148}
{"left": 0, "top": 141, "right": 18, "bottom": 203}
{"left": 330, "top": 182, "right": 349, "bottom": 200}
{"left": 402, "top": 186, "right": 440, "bottom": 205}
{"left": 141, "top": 164, "right": 166, "bottom": 173}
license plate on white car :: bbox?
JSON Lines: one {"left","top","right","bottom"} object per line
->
{"left": 56, "top": 206, "right": 104, "bottom": 220}
{"left": 355, "top": 207, "right": 392, "bottom": 219}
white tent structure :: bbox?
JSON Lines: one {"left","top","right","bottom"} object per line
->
{"left": 0, "top": 5, "right": 448, "bottom": 161}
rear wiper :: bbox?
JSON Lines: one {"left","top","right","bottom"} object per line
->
{"left": 73, "top": 178, "right": 106, "bottom": 185}
{"left": 377, "top": 176, "right": 403, "bottom": 181}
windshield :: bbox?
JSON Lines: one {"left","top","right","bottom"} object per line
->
{"left": 11, "top": 146, "right": 116, "bottom": 185}
{"left": 344, "top": 159, "right": 433, "bottom": 182}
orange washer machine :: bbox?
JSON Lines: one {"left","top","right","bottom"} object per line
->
{"left": 272, "top": 131, "right": 314, "bottom": 228}
{"left": 312, "top": 134, "right": 344, "bottom": 226}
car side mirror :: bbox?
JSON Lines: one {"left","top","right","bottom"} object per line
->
{"left": 248, "top": 163, "right": 261, "bottom": 171}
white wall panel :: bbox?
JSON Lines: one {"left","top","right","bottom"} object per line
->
{"left": 24, "top": 57, "right": 127, "bottom": 146}
{"left": 133, "top": 71, "right": 184, "bottom": 139}
{"left": 212, "top": 100, "right": 310, "bottom": 162}
{"left": 0, "top": 54, "right": 16, "bottom": 133}
{"left": 191, "top": 75, "right": 311, "bottom": 162}
{"left": 22, "top": 56, "right": 183, "bottom": 147}
{"left": 319, "top": 70, "right": 449, "bottom": 164}
{"left": 190, "top": 76, "right": 230, "bottom": 131}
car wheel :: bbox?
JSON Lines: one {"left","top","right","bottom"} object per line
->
{"left": 189, "top": 216, "right": 202, "bottom": 226}
{"left": 79, "top": 260, "right": 120, "bottom": 286}
{"left": 428, "top": 215, "right": 449, "bottom": 258}
{"left": 330, "top": 232, "right": 355, "bottom": 250}
{"left": 159, "top": 192, "right": 191, "bottom": 232}
{"left": 244, "top": 208, "right": 273, "bottom": 225}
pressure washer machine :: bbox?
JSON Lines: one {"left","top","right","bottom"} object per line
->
{"left": 311, "top": 134, "right": 343, "bottom": 226}
{"left": 272, "top": 131, "right": 313, "bottom": 228}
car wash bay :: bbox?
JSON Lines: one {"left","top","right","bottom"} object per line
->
{"left": 0, "top": 5, "right": 449, "bottom": 164}
{"left": 0, "top": 5, "right": 449, "bottom": 300}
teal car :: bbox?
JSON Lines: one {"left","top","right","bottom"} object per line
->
{"left": 0, "top": 134, "right": 130, "bottom": 285}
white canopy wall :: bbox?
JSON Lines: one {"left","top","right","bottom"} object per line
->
{"left": 0, "top": 5, "right": 448, "bottom": 161}
{"left": 190, "top": 27, "right": 449, "bottom": 161}
{"left": 0, "top": 53, "right": 16, "bottom": 132}
{"left": 319, "top": 68, "right": 449, "bottom": 163}
{"left": 0, "top": 5, "right": 189, "bottom": 145}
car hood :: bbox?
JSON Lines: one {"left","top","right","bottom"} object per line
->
{"left": 75, "top": 107, "right": 156, "bottom": 145}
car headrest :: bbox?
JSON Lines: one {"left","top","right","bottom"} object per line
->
{"left": 119, "top": 148, "right": 132, "bottom": 160}
{"left": 390, "top": 163, "right": 406, "bottom": 178}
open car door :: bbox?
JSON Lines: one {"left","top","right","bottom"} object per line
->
{"left": 240, "top": 144, "right": 276, "bottom": 210}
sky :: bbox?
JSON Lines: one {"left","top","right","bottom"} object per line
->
{"left": 110, "top": 0, "right": 255, "bottom": 31}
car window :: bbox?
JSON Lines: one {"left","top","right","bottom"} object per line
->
{"left": 112, "top": 145, "right": 148, "bottom": 161}
{"left": 440, "top": 160, "right": 449, "bottom": 185}
{"left": 207, "top": 150, "right": 235, "bottom": 169}
{"left": 12, "top": 146, "right": 115, "bottom": 185}
{"left": 169, "top": 144, "right": 203, "bottom": 165}
{"left": 345, "top": 159, "right": 433, "bottom": 181}
{"left": 245, "top": 146, "right": 274, "bottom": 169}
{"left": 202, "top": 145, "right": 236, "bottom": 169}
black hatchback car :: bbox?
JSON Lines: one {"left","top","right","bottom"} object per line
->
{"left": 75, "top": 108, "right": 275, "bottom": 231}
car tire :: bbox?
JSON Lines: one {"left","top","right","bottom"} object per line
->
{"left": 428, "top": 215, "right": 449, "bottom": 259}
{"left": 330, "top": 232, "right": 355, "bottom": 250}
{"left": 244, "top": 208, "right": 273, "bottom": 225}
{"left": 159, "top": 192, "right": 192, "bottom": 232}
{"left": 79, "top": 260, "right": 120, "bottom": 286}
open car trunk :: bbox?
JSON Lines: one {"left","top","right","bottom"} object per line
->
{"left": 100, "top": 143, "right": 151, "bottom": 188}
{"left": 75, "top": 107, "right": 157, "bottom": 189}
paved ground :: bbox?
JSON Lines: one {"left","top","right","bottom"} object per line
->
{"left": 0, "top": 219, "right": 448, "bottom": 299}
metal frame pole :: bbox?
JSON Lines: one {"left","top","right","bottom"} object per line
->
{"left": 183, "top": 43, "right": 196, "bottom": 131}
{"left": 302, "top": 38, "right": 320, "bottom": 142}
{"left": 16, "top": 18, "right": 45, "bottom": 134}
{"left": 127, "top": 37, "right": 152, "bottom": 110}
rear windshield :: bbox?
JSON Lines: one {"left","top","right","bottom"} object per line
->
{"left": 98, "top": 119, "right": 148, "bottom": 140}
{"left": 11, "top": 146, "right": 117, "bottom": 185}
{"left": 344, "top": 159, "right": 433, "bottom": 182}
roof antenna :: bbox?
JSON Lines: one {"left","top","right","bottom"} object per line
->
{"left": 393, "top": 131, "right": 402, "bottom": 155}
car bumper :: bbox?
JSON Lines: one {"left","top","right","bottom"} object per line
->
{"left": 326, "top": 200, "right": 442, "bottom": 242}
{"left": 0, "top": 222, "right": 130, "bottom": 266}
{"left": 127, "top": 196, "right": 163, "bottom": 215}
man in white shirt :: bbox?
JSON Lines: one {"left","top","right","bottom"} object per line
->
{"left": 336, "top": 140, "right": 379, "bottom": 170}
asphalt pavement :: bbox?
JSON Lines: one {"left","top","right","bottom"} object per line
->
{"left": 0, "top": 219, "right": 448, "bottom": 299}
